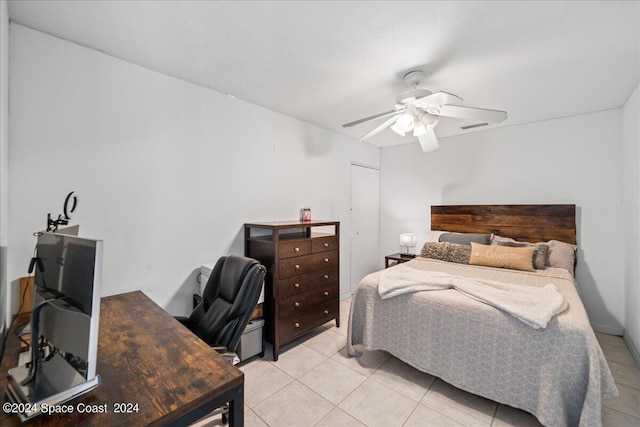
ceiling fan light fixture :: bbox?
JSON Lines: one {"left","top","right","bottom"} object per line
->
{"left": 419, "top": 112, "right": 440, "bottom": 127}
{"left": 413, "top": 122, "right": 427, "bottom": 137}
{"left": 396, "top": 113, "right": 415, "bottom": 132}
{"left": 390, "top": 122, "right": 406, "bottom": 136}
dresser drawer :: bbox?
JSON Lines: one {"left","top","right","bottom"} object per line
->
{"left": 279, "top": 282, "right": 338, "bottom": 319}
{"left": 312, "top": 236, "right": 338, "bottom": 253}
{"left": 278, "top": 300, "right": 339, "bottom": 343}
{"left": 279, "top": 266, "right": 339, "bottom": 298}
{"left": 278, "top": 250, "right": 338, "bottom": 279}
{"left": 279, "top": 240, "right": 311, "bottom": 259}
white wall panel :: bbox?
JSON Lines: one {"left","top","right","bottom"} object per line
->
{"left": 623, "top": 84, "right": 640, "bottom": 358}
{"left": 8, "top": 24, "right": 379, "bottom": 316}
{"left": 381, "top": 110, "right": 625, "bottom": 333}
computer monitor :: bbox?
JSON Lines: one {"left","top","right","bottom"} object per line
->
{"left": 5, "top": 231, "right": 103, "bottom": 421}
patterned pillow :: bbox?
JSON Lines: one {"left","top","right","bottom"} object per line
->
{"left": 420, "top": 242, "right": 471, "bottom": 264}
{"left": 469, "top": 242, "right": 536, "bottom": 272}
{"left": 496, "top": 241, "right": 550, "bottom": 270}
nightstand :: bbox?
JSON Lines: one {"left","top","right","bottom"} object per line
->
{"left": 385, "top": 253, "right": 417, "bottom": 268}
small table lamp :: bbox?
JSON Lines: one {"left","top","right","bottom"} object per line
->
{"left": 399, "top": 233, "right": 417, "bottom": 257}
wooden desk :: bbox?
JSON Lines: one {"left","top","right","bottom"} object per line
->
{"left": 0, "top": 291, "right": 244, "bottom": 426}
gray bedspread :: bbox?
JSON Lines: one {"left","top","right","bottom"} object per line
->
{"left": 347, "top": 258, "right": 617, "bottom": 427}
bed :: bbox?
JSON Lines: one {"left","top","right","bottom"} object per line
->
{"left": 347, "top": 205, "right": 617, "bottom": 427}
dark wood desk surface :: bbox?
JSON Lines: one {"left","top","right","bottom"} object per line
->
{"left": 0, "top": 291, "right": 244, "bottom": 426}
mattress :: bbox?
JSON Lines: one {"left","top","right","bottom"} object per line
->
{"left": 347, "top": 258, "right": 617, "bottom": 427}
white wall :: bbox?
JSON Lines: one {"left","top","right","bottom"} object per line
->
{"left": 380, "top": 110, "right": 625, "bottom": 334}
{"left": 0, "top": 0, "right": 9, "bottom": 331}
{"left": 623, "top": 84, "right": 640, "bottom": 361}
{"left": 8, "top": 24, "right": 379, "bottom": 316}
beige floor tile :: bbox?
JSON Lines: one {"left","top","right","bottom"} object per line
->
{"left": 243, "top": 361, "right": 294, "bottom": 408}
{"left": 492, "top": 404, "right": 544, "bottom": 427}
{"left": 302, "top": 328, "right": 347, "bottom": 357}
{"left": 286, "top": 324, "right": 332, "bottom": 347}
{"left": 421, "top": 379, "right": 496, "bottom": 427}
{"left": 602, "top": 383, "right": 640, "bottom": 418}
{"left": 340, "top": 298, "right": 352, "bottom": 315}
{"left": 608, "top": 360, "right": 640, "bottom": 391}
{"left": 239, "top": 357, "right": 268, "bottom": 373}
{"left": 403, "top": 404, "right": 465, "bottom": 427}
{"left": 601, "top": 342, "right": 637, "bottom": 367}
{"left": 332, "top": 323, "right": 348, "bottom": 337}
{"left": 602, "top": 406, "right": 640, "bottom": 427}
{"left": 596, "top": 332, "right": 627, "bottom": 349}
{"left": 253, "top": 381, "right": 333, "bottom": 427}
{"left": 331, "top": 346, "right": 391, "bottom": 377}
{"left": 299, "top": 358, "right": 367, "bottom": 404}
{"left": 269, "top": 342, "right": 327, "bottom": 378}
{"left": 331, "top": 306, "right": 349, "bottom": 337}
{"left": 321, "top": 307, "right": 348, "bottom": 336}
{"left": 338, "top": 378, "right": 417, "bottom": 427}
{"left": 245, "top": 407, "right": 269, "bottom": 427}
{"left": 314, "top": 407, "right": 365, "bottom": 427}
{"left": 369, "top": 356, "right": 436, "bottom": 401}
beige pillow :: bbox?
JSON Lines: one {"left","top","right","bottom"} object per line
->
{"left": 469, "top": 242, "right": 536, "bottom": 272}
{"left": 492, "top": 234, "right": 575, "bottom": 274}
{"left": 547, "top": 240, "right": 576, "bottom": 273}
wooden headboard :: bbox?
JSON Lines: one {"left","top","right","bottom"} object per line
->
{"left": 431, "top": 204, "right": 576, "bottom": 245}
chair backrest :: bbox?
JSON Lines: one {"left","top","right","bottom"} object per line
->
{"left": 187, "top": 255, "right": 265, "bottom": 351}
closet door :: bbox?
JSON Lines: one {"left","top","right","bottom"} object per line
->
{"left": 350, "top": 164, "right": 379, "bottom": 293}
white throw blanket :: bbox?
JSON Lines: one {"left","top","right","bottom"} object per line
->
{"left": 378, "top": 264, "right": 567, "bottom": 329}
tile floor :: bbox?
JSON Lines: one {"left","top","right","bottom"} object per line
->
{"left": 198, "top": 298, "right": 640, "bottom": 427}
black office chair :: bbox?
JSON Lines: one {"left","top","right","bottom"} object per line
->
{"left": 176, "top": 255, "right": 265, "bottom": 360}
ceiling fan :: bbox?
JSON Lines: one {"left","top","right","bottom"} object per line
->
{"left": 342, "top": 71, "right": 507, "bottom": 152}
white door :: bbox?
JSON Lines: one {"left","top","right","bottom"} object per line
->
{"left": 350, "top": 164, "right": 380, "bottom": 293}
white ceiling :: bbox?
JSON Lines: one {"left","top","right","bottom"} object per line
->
{"left": 7, "top": 1, "right": 640, "bottom": 148}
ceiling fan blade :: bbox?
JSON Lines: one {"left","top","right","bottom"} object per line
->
{"left": 342, "top": 109, "right": 403, "bottom": 128}
{"left": 418, "top": 129, "right": 439, "bottom": 152}
{"left": 413, "top": 91, "right": 463, "bottom": 108}
{"left": 358, "top": 116, "right": 399, "bottom": 142}
{"left": 437, "top": 105, "right": 507, "bottom": 123}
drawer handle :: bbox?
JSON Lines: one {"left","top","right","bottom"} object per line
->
{"left": 294, "top": 247, "right": 300, "bottom": 252}
{"left": 294, "top": 283, "right": 300, "bottom": 288}
{"left": 295, "top": 322, "right": 300, "bottom": 328}
{"left": 323, "top": 274, "right": 329, "bottom": 279}
{"left": 324, "top": 258, "right": 329, "bottom": 262}
{"left": 294, "top": 302, "right": 300, "bottom": 307}
{"left": 323, "top": 243, "right": 329, "bottom": 247}
{"left": 295, "top": 264, "right": 300, "bottom": 270}
{"left": 324, "top": 291, "right": 329, "bottom": 296}
{"left": 324, "top": 310, "right": 329, "bottom": 314}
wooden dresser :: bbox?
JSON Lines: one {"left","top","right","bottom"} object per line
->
{"left": 244, "top": 220, "right": 340, "bottom": 360}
